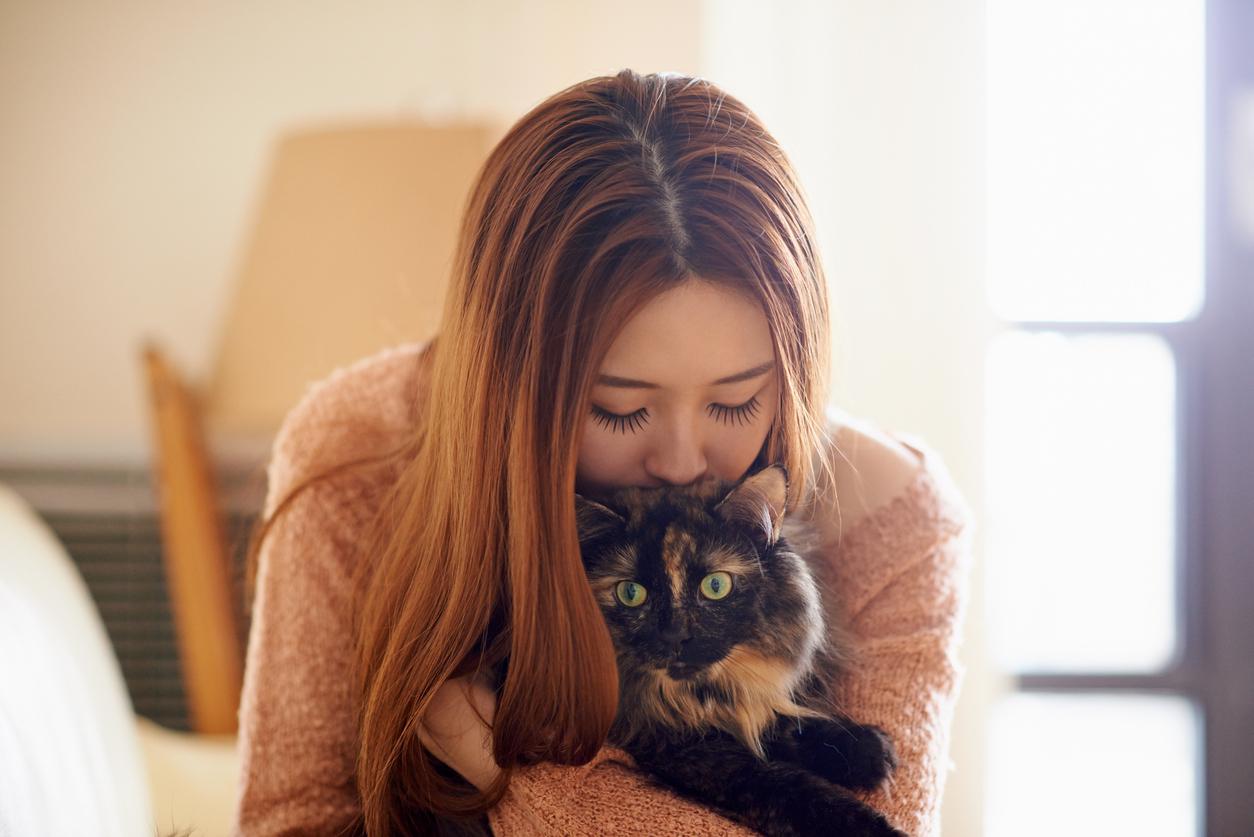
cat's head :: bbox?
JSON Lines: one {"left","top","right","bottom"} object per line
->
{"left": 573, "top": 463, "right": 824, "bottom": 689}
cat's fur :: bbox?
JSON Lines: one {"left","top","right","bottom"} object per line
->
{"left": 569, "top": 463, "right": 906, "bottom": 837}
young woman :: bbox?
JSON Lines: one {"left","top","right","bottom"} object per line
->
{"left": 233, "top": 69, "right": 974, "bottom": 836}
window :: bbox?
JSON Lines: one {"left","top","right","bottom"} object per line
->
{"left": 983, "top": 1, "right": 1253, "bottom": 833}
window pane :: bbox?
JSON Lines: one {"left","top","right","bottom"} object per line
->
{"left": 987, "top": 0, "right": 1204, "bottom": 322}
{"left": 986, "top": 330, "right": 1177, "bottom": 672}
{"left": 986, "top": 692, "right": 1200, "bottom": 837}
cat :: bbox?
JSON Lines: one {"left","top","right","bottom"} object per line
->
{"left": 570, "top": 462, "right": 907, "bottom": 837}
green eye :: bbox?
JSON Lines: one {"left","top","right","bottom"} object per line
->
{"left": 700, "top": 571, "right": 733, "bottom": 600}
{"left": 615, "top": 580, "right": 648, "bottom": 607}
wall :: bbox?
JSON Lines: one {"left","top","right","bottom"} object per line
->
{"left": 0, "top": 0, "right": 702, "bottom": 465}
{"left": 702, "top": 3, "right": 999, "bottom": 832}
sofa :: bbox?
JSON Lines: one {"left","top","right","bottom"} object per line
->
{"left": 0, "top": 482, "right": 239, "bottom": 837}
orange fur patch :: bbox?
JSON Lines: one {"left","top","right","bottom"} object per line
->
{"left": 644, "top": 644, "right": 827, "bottom": 759}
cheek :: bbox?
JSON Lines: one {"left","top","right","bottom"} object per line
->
{"left": 706, "top": 424, "right": 768, "bottom": 474}
{"left": 576, "top": 420, "right": 640, "bottom": 482}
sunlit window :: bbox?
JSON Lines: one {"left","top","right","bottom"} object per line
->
{"left": 986, "top": 693, "right": 1200, "bottom": 837}
{"left": 986, "top": 0, "right": 1205, "bottom": 323}
{"left": 983, "top": 0, "right": 1205, "bottom": 831}
{"left": 986, "top": 331, "right": 1177, "bottom": 673}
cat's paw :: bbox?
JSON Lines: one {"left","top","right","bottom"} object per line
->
{"left": 781, "top": 792, "right": 908, "bottom": 837}
{"left": 846, "top": 812, "right": 908, "bottom": 837}
{"left": 790, "top": 718, "right": 898, "bottom": 791}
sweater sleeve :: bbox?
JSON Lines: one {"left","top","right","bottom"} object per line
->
{"left": 487, "top": 745, "right": 758, "bottom": 835}
{"left": 486, "top": 435, "right": 975, "bottom": 837}
{"left": 231, "top": 473, "right": 370, "bottom": 836}
{"left": 819, "top": 433, "right": 977, "bottom": 837}
{"left": 231, "top": 342, "right": 432, "bottom": 836}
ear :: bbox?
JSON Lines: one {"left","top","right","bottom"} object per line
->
{"left": 574, "top": 493, "right": 626, "bottom": 542}
{"left": 712, "top": 463, "right": 789, "bottom": 547}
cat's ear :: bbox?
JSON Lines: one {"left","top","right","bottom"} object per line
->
{"left": 713, "top": 463, "right": 789, "bottom": 547}
{"left": 574, "top": 493, "right": 626, "bottom": 542}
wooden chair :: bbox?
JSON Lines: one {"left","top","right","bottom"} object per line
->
{"left": 139, "top": 120, "right": 497, "bottom": 736}
{"left": 141, "top": 343, "right": 242, "bottom": 736}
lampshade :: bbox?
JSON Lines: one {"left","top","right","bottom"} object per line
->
{"left": 204, "top": 119, "right": 500, "bottom": 441}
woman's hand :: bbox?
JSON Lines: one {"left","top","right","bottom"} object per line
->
{"left": 418, "top": 671, "right": 502, "bottom": 792}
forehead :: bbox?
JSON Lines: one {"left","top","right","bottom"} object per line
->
{"left": 600, "top": 280, "right": 773, "bottom": 384}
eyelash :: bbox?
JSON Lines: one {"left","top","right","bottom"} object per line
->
{"left": 590, "top": 395, "right": 763, "bottom": 435}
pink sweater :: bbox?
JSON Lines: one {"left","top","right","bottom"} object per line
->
{"left": 232, "top": 338, "right": 976, "bottom": 837}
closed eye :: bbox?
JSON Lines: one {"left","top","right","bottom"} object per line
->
{"left": 590, "top": 396, "right": 762, "bottom": 435}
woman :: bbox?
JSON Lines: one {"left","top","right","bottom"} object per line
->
{"left": 232, "top": 69, "right": 974, "bottom": 836}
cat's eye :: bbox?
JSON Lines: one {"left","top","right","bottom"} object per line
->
{"left": 615, "top": 580, "right": 648, "bottom": 607}
{"left": 699, "top": 571, "right": 733, "bottom": 601}
{"left": 590, "top": 395, "right": 762, "bottom": 435}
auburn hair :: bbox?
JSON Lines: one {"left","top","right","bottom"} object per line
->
{"left": 240, "top": 68, "right": 838, "bottom": 835}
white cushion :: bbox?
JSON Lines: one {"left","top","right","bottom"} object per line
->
{"left": 135, "top": 715, "right": 238, "bottom": 837}
{"left": 0, "top": 482, "right": 152, "bottom": 837}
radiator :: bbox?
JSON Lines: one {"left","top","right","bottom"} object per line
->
{"left": 1, "top": 464, "right": 263, "bottom": 732}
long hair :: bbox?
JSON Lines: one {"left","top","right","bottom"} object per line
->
{"left": 241, "top": 68, "right": 837, "bottom": 835}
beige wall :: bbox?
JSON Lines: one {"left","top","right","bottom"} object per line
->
{"left": 0, "top": 1, "right": 999, "bottom": 832}
{"left": 0, "top": 0, "right": 701, "bottom": 465}
{"left": 704, "top": 4, "right": 999, "bottom": 832}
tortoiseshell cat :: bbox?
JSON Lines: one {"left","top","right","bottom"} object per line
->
{"left": 571, "top": 463, "right": 906, "bottom": 837}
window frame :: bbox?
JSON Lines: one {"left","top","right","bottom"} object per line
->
{"left": 989, "top": 1, "right": 1254, "bottom": 833}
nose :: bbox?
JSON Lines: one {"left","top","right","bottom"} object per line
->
{"left": 644, "top": 415, "right": 708, "bottom": 487}
{"left": 659, "top": 617, "right": 691, "bottom": 648}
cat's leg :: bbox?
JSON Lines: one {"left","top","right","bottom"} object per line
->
{"left": 762, "top": 714, "right": 898, "bottom": 792}
{"left": 624, "top": 728, "right": 906, "bottom": 837}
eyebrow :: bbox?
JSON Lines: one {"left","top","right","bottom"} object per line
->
{"left": 596, "top": 360, "right": 775, "bottom": 390}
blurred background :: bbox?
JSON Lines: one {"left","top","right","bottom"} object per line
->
{"left": 1, "top": 1, "right": 1250, "bottom": 835}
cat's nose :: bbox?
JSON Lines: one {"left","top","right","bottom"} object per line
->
{"left": 659, "top": 620, "right": 691, "bottom": 647}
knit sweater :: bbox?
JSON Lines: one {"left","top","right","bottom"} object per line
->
{"left": 231, "top": 338, "right": 976, "bottom": 837}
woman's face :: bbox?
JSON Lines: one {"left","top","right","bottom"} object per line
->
{"left": 575, "top": 278, "right": 779, "bottom": 496}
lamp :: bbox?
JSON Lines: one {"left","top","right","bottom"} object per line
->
{"left": 142, "top": 118, "right": 499, "bottom": 734}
